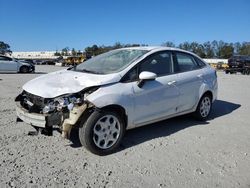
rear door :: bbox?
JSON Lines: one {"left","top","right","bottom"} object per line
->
{"left": 173, "top": 52, "right": 204, "bottom": 112}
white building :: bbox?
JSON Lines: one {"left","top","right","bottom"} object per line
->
{"left": 12, "top": 51, "right": 58, "bottom": 59}
{"left": 203, "top": 58, "right": 228, "bottom": 64}
{"left": 11, "top": 51, "right": 228, "bottom": 64}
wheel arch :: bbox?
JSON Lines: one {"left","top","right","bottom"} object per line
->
{"left": 195, "top": 87, "right": 214, "bottom": 112}
{"left": 198, "top": 81, "right": 215, "bottom": 102}
{"left": 202, "top": 90, "right": 213, "bottom": 101}
{"left": 100, "top": 104, "right": 128, "bottom": 129}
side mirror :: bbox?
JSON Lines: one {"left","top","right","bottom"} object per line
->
{"left": 137, "top": 71, "right": 157, "bottom": 88}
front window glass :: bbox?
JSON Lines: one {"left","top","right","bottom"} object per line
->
{"left": 139, "top": 51, "right": 172, "bottom": 76}
{"left": 122, "top": 67, "right": 138, "bottom": 82}
{"left": 0, "top": 56, "right": 11, "bottom": 61}
{"left": 75, "top": 49, "right": 148, "bottom": 74}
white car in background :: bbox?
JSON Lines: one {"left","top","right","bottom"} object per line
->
{"left": 0, "top": 55, "right": 35, "bottom": 73}
{"left": 15, "top": 47, "right": 218, "bottom": 155}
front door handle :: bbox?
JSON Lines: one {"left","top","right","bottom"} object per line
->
{"left": 197, "top": 74, "right": 203, "bottom": 78}
{"left": 167, "top": 80, "right": 176, "bottom": 85}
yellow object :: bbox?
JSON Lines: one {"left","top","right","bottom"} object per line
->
{"left": 65, "top": 56, "right": 86, "bottom": 66}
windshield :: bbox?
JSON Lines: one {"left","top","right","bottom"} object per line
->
{"left": 75, "top": 49, "right": 149, "bottom": 74}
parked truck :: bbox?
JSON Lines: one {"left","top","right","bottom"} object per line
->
{"left": 225, "top": 55, "right": 250, "bottom": 75}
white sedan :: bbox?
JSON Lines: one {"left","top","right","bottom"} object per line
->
{"left": 0, "top": 55, "right": 35, "bottom": 73}
{"left": 15, "top": 47, "right": 218, "bottom": 155}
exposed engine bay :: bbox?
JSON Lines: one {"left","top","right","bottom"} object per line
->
{"left": 15, "top": 87, "right": 98, "bottom": 137}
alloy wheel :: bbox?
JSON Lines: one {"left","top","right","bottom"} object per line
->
{"left": 199, "top": 96, "right": 211, "bottom": 117}
{"left": 93, "top": 115, "right": 121, "bottom": 149}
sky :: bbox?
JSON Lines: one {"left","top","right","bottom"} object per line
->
{"left": 0, "top": 0, "right": 250, "bottom": 51}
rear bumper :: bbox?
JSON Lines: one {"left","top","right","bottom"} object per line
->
{"left": 16, "top": 103, "right": 47, "bottom": 128}
{"left": 213, "top": 80, "right": 218, "bottom": 102}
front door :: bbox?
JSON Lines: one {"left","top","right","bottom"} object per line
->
{"left": 131, "top": 51, "right": 180, "bottom": 126}
{"left": 133, "top": 74, "right": 179, "bottom": 126}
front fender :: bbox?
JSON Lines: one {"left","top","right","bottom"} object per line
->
{"left": 85, "top": 83, "right": 135, "bottom": 129}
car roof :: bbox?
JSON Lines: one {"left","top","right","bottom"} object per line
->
{"left": 0, "top": 55, "right": 12, "bottom": 58}
{"left": 120, "top": 46, "right": 178, "bottom": 51}
{"left": 120, "top": 46, "right": 200, "bottom": 57}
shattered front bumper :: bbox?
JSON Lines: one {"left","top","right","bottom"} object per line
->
{"left": 16, "top": 103, "right": 47, "bottom": 128}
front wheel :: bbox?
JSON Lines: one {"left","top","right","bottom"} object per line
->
{"left": 20, "top": 66, "right": 29, "bottom": 73}
{"left": 79, "top": 110, "right": 125, "bottom": 155}
{"left": 194, "top": 94, "right": 212, "bottom": 121}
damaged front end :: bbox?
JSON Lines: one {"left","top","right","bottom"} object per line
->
{"left": 15, "top": 87, "right": 98, "bottom": 137}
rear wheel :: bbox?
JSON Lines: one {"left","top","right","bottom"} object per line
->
{"left": 79, "top": 110, "right": 125, "bottom": 155}
{"left": 20, "top": 66, "right": 29, "bottom": 73}
{"left": 194, "top": 94, "right": 212, "bottom": 121}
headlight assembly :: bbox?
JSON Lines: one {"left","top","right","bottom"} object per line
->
{"left": 42, "top": 87, "right": 99, "bottom": 114}
{"left": 42, "top": 102, "right": 56, "bottom": 114}
{"left": 42, "top": 95, "right": 82, "bottom": 114}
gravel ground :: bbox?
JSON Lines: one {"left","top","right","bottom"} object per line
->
{"left": 0, "top": 66, "right": 249, "bottom": 188}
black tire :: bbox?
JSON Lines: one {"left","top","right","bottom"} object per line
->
{"left": 20, "top": 66, "right": 29, "bottom": 73}
{"left": 246, "top": 70, "right": 250, "bottom": 75}
{"left": 194, "top": 94, "right": 212, "bottom": 121}
{"left": 79, "top": 110, "right": 125, "bottom": 155}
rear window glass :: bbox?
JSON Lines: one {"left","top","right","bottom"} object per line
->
{"left": 194, "top": 57, "right": 206, "bottom": 67}
{"left": 175, "top": 53, "right": 199, "bottom": 72}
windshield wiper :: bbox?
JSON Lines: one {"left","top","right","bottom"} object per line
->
{"left": 67, "top": 65, "right": 76, "bottom": 70}
{"left": 81, "top": 69, "right": 102, "bottom": 74}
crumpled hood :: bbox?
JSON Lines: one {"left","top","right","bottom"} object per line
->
{"left": 23, "top": 69, "right": 121, "bottom": 98}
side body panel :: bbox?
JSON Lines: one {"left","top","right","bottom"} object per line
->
{"left": 175, "top": 69, "right": 204, "bottom": 112}
{"left": 132, "top": 74, "right": 179, "bottom": 126}
{"left": 0, "top": 60, "right": 18, "bottom": 72}
{"left": 86, "top": 82, "right": 135, "bottom": 129}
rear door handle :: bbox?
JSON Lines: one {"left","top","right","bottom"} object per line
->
{"left": 167, "top": 80, "right": 176, "bottom": 85}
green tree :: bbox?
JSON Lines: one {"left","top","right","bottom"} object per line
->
{"left": 85, "top": 45, "right": 99, "bottom": 56}
{"left": 0, "top": 41, "right": 12, "bottom": 55}
{"left": 216, "top": 40, "right": 226, "bottom": 58}
{"left": 71, "top": 48, "right": 77, "bottom": 56}
{"left": 189, "top": 42, "right": 206, "bottom": 58}
{"left": 114, "top": 42, "right": 122, "bottom": 49}
{"left": 239, "top": 42, "right": 250, "bottom": 55}
{"left": 234, "top": 42, "right": 241, "bottom": 54}
{"left": 61, "top": 47, "right": 70, "bottom": 56}
{"left": 211, "top": 40, "right": 219, "bottom": 58}
{"left": 179, "top": 42, "right": 206, "bottom": 58}
{"left": 178, "top": 42, "right": 191, "bottom": 51}
{"left": 203, "top": 41, "right": 214, "bottom": 58}
{"left": 162, "top": 41, "right": 175, "bottom": 47}
{"left": 54, "top": 51, "right": 61, "bottom": 56}
{"left": 219, "top": 44, "right": 234, "bottom": 58}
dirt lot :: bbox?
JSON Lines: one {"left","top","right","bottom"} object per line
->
{"left": 0, "top": 66, "right": 249, "bottom": 188}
